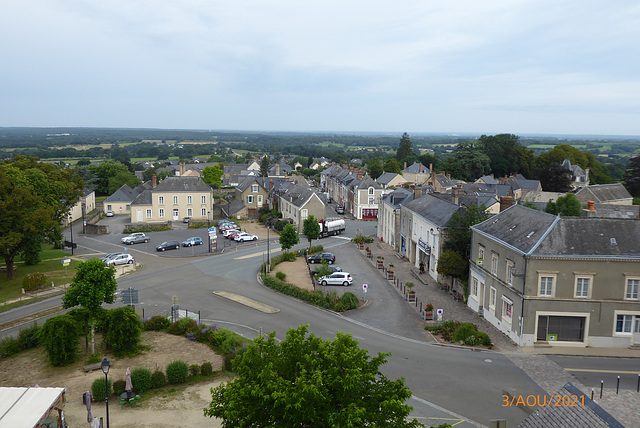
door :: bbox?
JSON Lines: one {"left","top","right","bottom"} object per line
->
{"left": 137, "top": 210, "right": 142, "bottom": 222}
{"left": 634, "top": 317, "right": 640, "bottom": 346}
{"left": 173, "top": 209, "right": 179, "bottom": 221}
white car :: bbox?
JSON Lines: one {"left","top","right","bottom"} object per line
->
{"left": 234, "top": 232, "right": 258, "bottom": 242}
{"left": 100, "top": 252, "right": 124, "bottom": 263}
{"left": 318, "top": 272, "right": 353, "bottom": 287}
{"left": 105, "top": 210, "right": 115, "bottom": 217}
{"left": 223, "top": 228, "right": 241, "bottom": 238}
{"left": 104, "top": 253, "right": 135, "bottom": 266}
{"left": 121, "top": 233, "right": 149, "bottom": 244}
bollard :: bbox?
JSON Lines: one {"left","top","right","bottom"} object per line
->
{"left": 591, "top": 388, "right": 594, "bottom": 401}
{"left": 616, "top": 376, "right": 620, "bottom": 395}
{"left": 600, "top": 380, "right": 603, "bottom": 399}
{"left": 637, "top": 374, "right": 639, "bottom": 393}
{"left": 420, "top": 302, "right": 422, "bottom": 312}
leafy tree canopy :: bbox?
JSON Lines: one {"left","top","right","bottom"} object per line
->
{"left": 366, "top": 158, "right": 384, "bottom": 180}
{"left": 539, "top": 162, "right": 573, "bottom": 192}
{"left": 623, "top": 156, "right": 640, "bottom": 197}
{"left": 260, "top": 156, "right": 270, "bottom": 177}
{"left": 202, "top": 164, "right": 224, "bottom": 188}
{"left": 396, "top": 132, "right": 414, "bottom": 162}
{"left": 302, "top": 215, "right": 320, "bottom": 245}
{"left": 436, "top": 249, "right": 469, "bottom": 279}
{"left": 478, "top": 134, "right": 522, "bottom": 177}
{"left": 544, "top": 193, "right": 581, "bottom": 216}
{"left": 441, "top": 141, "right": 491, "bottom": 182}
{"left": 278, "top": 223, "right": 300, "bottom": 251}
{"left": 205, "top": 325, "right": 420, "bottom": 427}
{"left": 443, "top": 205, "right": 489, "bottom": 260}
{"left": 383, "top": 157, "right": 402, "bottom": 174}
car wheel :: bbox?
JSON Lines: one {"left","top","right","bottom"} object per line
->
{"left": 321, "top": 280, "right": 328, "bottom": 286}
{"left": 128, "top": 242, "right": 133, "bottom": 245}
{"left": 343, "top": 282, "right": 349, "bottom": 287}
{"left": 328, "top": 260, "right": 333, "bottom": 264}
{"left": 145, "top": 239, "right": 149, "bottom": 243}
{"left": 128, "top": 260, "right": 133, "bottom": 264}
{"left": 311, "top": 260, "right": 315, "bottom": 264}
{"left": 161, "top": 248, "right": 165, "bottom": 251}
{"left": 253, "top": 237, "right": 257, "bottom": 241}
{"left": 175, "top": 245, "right": 179, "bottom": 249}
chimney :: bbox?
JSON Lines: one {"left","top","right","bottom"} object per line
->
{"left": 180, "top": 162, "right": 185, "bottom": 176}
{"left": 587, "top": 200, "right": 595, "bottom": 211}
{"left": 500, "top": 196, "right": 514, "bottom": 212}
{"left": 350, "top": 166, "right": 354, "bottom": 173}
{"left": 404, "top": 162, "right": 407, "bottom": 170}
{"left": 414, "top": 187, "right": 422, "bottom": 200}
{"left": 152, "top": 174, "right": 157, "bottom": 189}
{"left": 419, "top": 164, "right": 422, "bottom": 173}
{"left": 429, "top": 163, "right": 433, "bottom": 173}
{"left": 452, "top": 185, "right": 461, "bottom": 205}
{"left": 269, "top": 180, "right": 274, "bottom": 191}
{"left": 275, "top": 163, "right": 280, "bottom": 176}
{"left": 357, "top": 169, "right": 363, "bottom": 180}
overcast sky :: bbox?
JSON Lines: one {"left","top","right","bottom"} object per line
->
{"left": 2, "top": 1, "right": 639, "bottom": 136}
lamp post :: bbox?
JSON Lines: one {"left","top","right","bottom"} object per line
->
{"left": 226, "top": 195, "right": 231, "bottom": 219}
{"left": 207, "top": 210, "right": 210, "bottom": 227}
{"left": 81, "top": 203, "right": 86, "bottom": 234}
{"left": 69, "top": 215, "right": 74, "bottom": 256}
{"left": 101, "top": 358, "right": 111, "bottom": 428}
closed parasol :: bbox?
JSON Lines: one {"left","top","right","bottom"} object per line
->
{"left": 83, "top": 391, "right": 92, "bottom": 423}
{"left": 125, "top": 367, "right": 133, "bottom": 392}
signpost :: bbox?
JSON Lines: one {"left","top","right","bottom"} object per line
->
{"left": 437, "top": 308, "right": 443, "bottom": 322}
{"left": 61, "top": 258, "right": 71, "bottom": 275}
{"left": 362, "top": 283, "right": 368, "bottom": 299}
{"left": 208, "top": 227, "right": 217, "bottom": 253}
{"left": 121, "top": 287, "right": 139, "bottom": 309}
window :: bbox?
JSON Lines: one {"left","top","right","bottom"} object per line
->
{"left": 506, "top": 260, "right": 514, "bottom": 286}
{"left": 537, "top": 315, "right": 586, "bottom": 342}
{"left": 158, "top": 196, "right": 164, "bottom": 205}
{"left": 187, "top": 195, "right": 192, "bottom": 205}
{"left": 502, "top": 298, "right": 513, "bottom": 324}
{"left": 187, "top": 208, "right": 193, "bottom": 217}
{"left": 247, "top": 195, "right": 254, "bottom": 204}
{"left": 368, "top": 187, "right": 374, "bottom": 195}
{"left": 472, "top": 278, "right": 478, "bottom": 297}
{"left": 173, "top": 196, "right": 178, "bottom": 205}
{"left": 368, "top": 197, "right": 374, "bottom": 204}
{"left": 626, "top": 278, "right": 639, "bottom": 300}
{"left": 125, "top": 204, "right": 130, "bottom": 212}
{"left": 201, "top": 208, "right": 206, "bottom": 216}
{"left": 616, "top": 315, "right": 633, "bottom": 333}
{"left": 301, "top": 209, "right": 308, "bottom": 220}
{"left": 491, "top": 253, "right": 498, "bottom": 275}
{"left": 201, "top": 195, "right": 206, "bottom": 204}
{"left": 478, "top": 245, "right": 485, "bottom": 262}
{"left": 575, "top": 277, "right": 591, "bottom": 298}
{"left": 489, "top": 287, "right": 496, "bottom": 309}
{"left": 539, "top": 276, "right": 554, "bottom": 297}
{"left": 159, "top": 208, "right": 165, "bottom": 218}
{"left": 107, "top": 204, "right": 112, "bottom": 211}
{"left": 251, "top": 184, "right": 259, "bottom": 193}
{"left": 146, "top": 209, "right": 152, "bottom": 218}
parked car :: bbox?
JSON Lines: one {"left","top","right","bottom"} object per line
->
{"left": 219, "top": 222, "right": 238, "bottom": 231}
{"left": 234, "top": 232, "right": 258, "bottom": 242}
{"left": 182, "top": 237, "right": 203, "bottom": 247}
{"left": 100, "top": 252, "right": 124, "bottom": 262}
{"left": 105, "top": 210, "right": 115, "bottom": 217}
{"left": 104, "top": 253, "right": 135, "bottom": 266}
{"left": 310, "top": 265, "right": 342, "bottom": 276}
{"left": 318, "top": 272, "right": 352, "bottom": 287}
{"left": 223, "top": 228, "right": 241, "bottom": 238}
{"left": 183, "top": 217, "right": 190, "bottom": 223}
{"left": 308, "top": 252, "right": 336, "bottom": 264}
{"left": 228, "top": 230, "right": 242, "bottom": 240}
{"left": 121, "top": 233, "right": 149, "bottom": 244}
{"left": 156, "top": 240, "right": 180, "bottom": 251}
{"left": 336, "top": 206, "right": 345, "bottom": 214}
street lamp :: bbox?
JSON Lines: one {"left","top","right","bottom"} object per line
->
{"left": 207, "top": 210, "right": 210, "bottom": 227}
{"left": 101, "top": 358, "right": 111, "bottom": 428}
{"left": 69, "top": 215, "right": 74, "bottom": 256}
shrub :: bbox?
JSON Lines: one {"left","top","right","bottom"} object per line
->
{"left": 189, "top": 364, "right": 200, "bottom": 377}
{"left": 207, "top": 328, "right": 244, "bottom": 355}
{"left": 103, "top": 307, "right": 143, "bottom": 357}
{"left": 39, "top": 314, "right": 81, "bottom": 367}
{"left": 143, "top": 316, "right": 171, "bottom": 331}
{"left": 308, "top": 244, "right": 323, "bottom": 254}
{"left": 477, "top": 332, "right": 493, "bottom": 347}
{"left": 131, "top": 367, "right": 153, "bottom": 393}
{"left": 451, "top": 323, "right": 479, "bottom": 343}
{"left": 166, "top": 317, "right": 198, "bottom": 336}
{"left": 22, "top": 273, "right": 49, "bottom": 291}
{"left": 113, "top": 379, "right": 127, "bottom": 396}
{"left": 17, "top": 322, "right": 40, "bottom": 350}
{"left": 200, "top": 362, "right": 213, "bottom": 376}
{"left": 340, "top": 292, "right": 359, "bottom": 311}
{"left": 91, "top": 377, "right": 112, "bottom": 402}
{"left": 0, "top": 336, "right": 20, "bottom": 358}
{"left": 275, "top": 271, "right": 286, "bottom": 281}
{"left": 86, "top": 352, "right": 101, "bottom": 365}
{"left": 166, "top": 360, "right": 189, "bottom": 384}
{"left": 150, "top": 370, "right": 167, "bottom": 389}
{"left": 351, "top": 234, "right": 374, "bottom": 244}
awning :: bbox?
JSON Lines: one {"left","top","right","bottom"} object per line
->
{"left": 0, "top": 387, "right": 66, "bottom": 428}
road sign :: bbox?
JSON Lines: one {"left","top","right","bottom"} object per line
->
{"left": 362, "top": 283, "right": 368, "bottom": 290}
{"left": 61, "top": 258, "right": 71, "bottom": 267}
{"left": 121, "top": 288, "right": 139, "bottom": 305}
{"left": 209, "top": 227, "right": 216, "bottom": 233}
{"left": 437, "top": 308, "right": 443, "bottom": 321}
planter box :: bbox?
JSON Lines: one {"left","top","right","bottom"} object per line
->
{"left": 358, "top": 243, "right": 365, "bottom": 250}
{"left": 376, "top": 260, "right": 384, "bottom": 269}
{"left": 386, "top": 271, "right": 395, "bottom": 280}
{"left": 423, "top": 310, "right": 433, "bottom": 320}
{"left": 406, "top": 291, "right": 416, "bottom": 302}
{"left": 366, "top": 251, "right": 372, "bottom": 258}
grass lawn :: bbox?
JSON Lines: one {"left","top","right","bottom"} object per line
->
{"left": 0, "top": 246, "right": 78, "bottom": 308}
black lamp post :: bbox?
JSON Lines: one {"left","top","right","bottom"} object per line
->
{"left": 101, "top": 358, "right": 111, "bottom": 428}
{"left": 207, "top": 210, "right": 210, "bottom": 227}
{"left": 226, "top": 195, "right": 231, "bottom": 219}
{"left": 69, "top": 215, "right": 74, "bottom": 256}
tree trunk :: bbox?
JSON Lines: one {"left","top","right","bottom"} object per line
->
{"left": 85, "top": 320, "right": 89, "bottom": 350}
{"left": 90, "top": 320, "right": 96, "bottom": 354}
{"left": 3, "top": 256, "right": 15, "bottom": 281}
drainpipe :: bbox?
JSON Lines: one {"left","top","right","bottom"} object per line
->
{"left": 519, "top": 254, "right": 528, "bottom": 347}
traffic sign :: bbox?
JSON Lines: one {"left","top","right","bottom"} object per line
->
{"left": 209, "top": 227, "right": 216, "bottom": 233}
{"left": 61, "top": 258, "right": 71, "bottom": 267}
{"left": 362, "top": 283, "right": 368, "bottom": 290}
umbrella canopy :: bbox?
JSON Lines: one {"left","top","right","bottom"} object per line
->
{"left": 92, "top": 417, "right": 100, "bottom": 428}
{"left": 125, "top": 367, "right": 133, "bottom": 392}
{"left": 83, "top": 391, "right": 92, "bottom": 423}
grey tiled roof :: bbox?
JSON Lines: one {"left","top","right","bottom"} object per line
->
{"left": 401, "top": 194, "right": 464, "bottom": 227}
{"left": 280, "top": 184, "right": 319, "bottom": 208}
{"left": 575, "top": 184, "right": 632, "bottom": 203}
{"left": 381, "top": 188, "right": 413, "bottom": 209}
{"left": 131, "top": 189, "right": 153, "bottom": 205}
{"left": 154, "top": 176, "right": 213, "bottom": 192}
{"left": 104, "top": 184, "right": 136, "bottom": 203}
{"left": 584, "top": 203, "right": 640, "bottom": 219}
{"left": 402, "top": 162, "right": 429, "bottom": 174}
{"left": 236, "top": 176, "right": 262, "bottom": 192}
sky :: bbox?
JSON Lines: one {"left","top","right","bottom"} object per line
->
{"left": 2, "top": 1, "right": 640, "bottom": 136}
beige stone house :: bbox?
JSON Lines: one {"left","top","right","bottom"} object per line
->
{"left": 130, "top": 176, "right": 214, "bottom": 223}
{"left": 235, "top": 176, "right": 270, "bottom": 219}
{"left": 278, "top": 182, "right": 326, "bottom": 232}
{"left": 468, "top": 204, "right": 640, "bottom": 348}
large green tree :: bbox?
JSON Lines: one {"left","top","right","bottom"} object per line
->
{"left": 260, "top": 156, "right": 271, "bottom": 177}
{"left": 90, "top": 161, "right": 139, "bottom": 195}
{"left": 205, "top": 325, "right": 420, "bottom": 427}
{"left": 396, "top": 132, "right": 414, "bottom": 162}
{"left": 279, "top": 223, "right": 300, "bottom": 252}
{"left": 443, "top": 205, "right": 490, "bottom": 275}
{"left": 539, "top": 162, "right": 573, "bottom": 192}
{"left": 0, "top": 156, "right": 83, "bottom": 280}
{"left": 62, "top": 258, "right": 118, "bottom": 353}
{"left": 302, "top": 215, "right": 320, "bottom": 246}
{"left": 623, "top": 156, "right": 640, "bottom": 197}
{"left": 545, "top": 193, "right": 581, "bottom": 217}
{"left": 383, "top": 158, "right": 402, "bottom": 173}
{"left": 478, "top": 134, "right": 522, "bottom": 177}
{"left": 442, "top": 141, "right": 491, "bottom": 181}
{"left": 366, "top": 158, "right": 384, "bottom": 180}
{"left": 202, "top": 164, "right": 224, "bottom": 188}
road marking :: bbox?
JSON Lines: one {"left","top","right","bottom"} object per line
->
{"left": 565, "top": 368, "right": 640, "bottom": 374}
{"left": 213, "top": 291, "right": 280, "bottom": 313}
{"left": 235, "top": 248, "right": 281, "bottom": 260}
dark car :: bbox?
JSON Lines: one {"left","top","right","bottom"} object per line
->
{"left": 308, "top": 252, "right": 336, "bottom": 264}
{"left": 310, "top": 265, "right": 342, "bottom": 276}
{"left": 156, "top": 240, "right": 180, "bottom": 251}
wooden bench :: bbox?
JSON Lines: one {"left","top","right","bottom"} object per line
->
{"left": 82, "top": 362, "right": 103, "bottom": 372}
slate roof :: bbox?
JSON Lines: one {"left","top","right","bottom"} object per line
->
{"left": 503, "top": 175, "right": 540, "bottom": 192}
{"left": 236, "top": 176, "right": 262, "bottom": 192}
{"left": 377, "top": 172, "right": 402, "bottom": 186}
{"left": 575, "top": 184, "right": 632, "bottom": 203}
{"left": 224, "top": 164, "right": 248, "bottom": 175}
{"left": 432, "top": 174, "right": 456, "bottom": 189}
{"left": 472, "top": 205, "right": 558, "bottom": 254}
{"left": 381, "top": 188, "right": 413, "bottom": 209}
{"left": 131, "top": 189, "right": 153, "bottom": 205}
{"left": 280, "top": 184, "right": 319, "bottom": 208}
{"left": 401, "top": 194, "right": 465, "bottom": 227}
{"left": 104, "top": 184, "right": 137, "bottom": 203}
{"left": 153, "top": 176, "right": 212, "bottom": 192}
{"left": 462, "top": 183, "right": 513, "bottom": 198}
{"left": 402, "top": 162, "right": 429, "bottom": 174}
{"left": 584, "top": 203, "right": 640, "bottom": 219}
{"left": 476, "top": 175, "right": 499, "bottom": 185}
{"left": 268, "top": 163, "right": 292, "bottom": 175}
{"left": 351, "top": 174, "right": 381, "bottom": 190}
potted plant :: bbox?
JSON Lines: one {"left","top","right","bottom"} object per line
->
{"left": 376, "top": 256, "right": 384, "bottom": 269}
{"left": 406, "top": 282, "right": 416, "bottom": 301}
{"left": 386, "top": 263, "right": 395, "bottom": 280}
{"left": 424, "top": 303, "right": 434, "bottom": 320}
{"left": 365, "top": 247, "right": 372, "bottom": 258}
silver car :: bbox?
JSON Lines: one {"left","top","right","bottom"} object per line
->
{"left": 318, "top": 272, "right": 353, "bottom": 287}
{"left": 121, "top": 233, "right": 149, "bottom": 244}
{"left": 104, "top": 253, "right": 135, "bottom": 266}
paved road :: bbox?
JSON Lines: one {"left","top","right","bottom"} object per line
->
{"left": 549, "top": 355, "right": 640, "bottom": 391}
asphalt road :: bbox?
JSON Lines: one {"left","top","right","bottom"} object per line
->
{"left": 549, "top": 355, "right": 640, "bottom": 391}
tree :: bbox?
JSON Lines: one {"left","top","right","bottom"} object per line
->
{"left": 418, "top": 152, "right": 439, "bottom": 172}
{"left": 302, "top": 215, "right": 320, "bottom": 246}
{"left": 539, "top": 162, "right": 573, "bottom": 192}
{"left": 202, "top": 164, "right": 224, "bottom": 188}
{"left": 107, "top": 170, "right": 141, "bottom": 194}
{"left": 39, "top": 314, "right": 81, "bottom": 367}
{"left": 383, "top": 157, "right": 402, "bottom": 173}
{"left": 443, "top": 205, "right": 490, "bottom": 263}
{"left": 260, "top": 156, "right": 270, "bottom": 177}
{"left": 90, "top": 161, "right": 136, "bottom": 195}
{"left": 436, "top": 249, "right": 469, "bottom": 280}
{"left": 205, "top": 325, "right": 420, "bottom": 427}
{"left": 62, "top": 258, "right": 118, "bottom": 353}
{"left": 622, "top": 156, "right": 640, "bottom": 197}
{"left": 103, "top": 306, "right": 142, "bottom": 357}
{"left": 0, "top": 156, "right": 83, "bottom": 280}
{"left": 366, "top": 158, "right": 384, "bottom": 180}
{"left": 441, "top": 141, "right": 491, "bottom": 181}
{"left": 278, "top": 223, "right": 299, "bottom": 252}
{"left": 396, "top": 132, "right": 413, "bottom": 162}
{"left": 545, "top": 193, "right": 581, "bottom": 216}
{"left": 478, "top": 134, "right": 521, "bottom": 177}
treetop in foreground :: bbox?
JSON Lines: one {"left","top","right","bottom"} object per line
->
{"left": 205, "top": 324, "right": 421, "bottom": 427}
